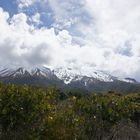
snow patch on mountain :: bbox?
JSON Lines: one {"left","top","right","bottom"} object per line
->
{"left": 120, "top": 78, "right": 137, "bottom": 84}
{"left": 0, "top": 66, "right": 138, "bottom": 84}
{"left": 53, "top": 67, "right": 83, "bottom": 84}
{"left": 53, "top": 67, "right": 116, "bottom": 84}
{"left": 0, "top": 66, "right": 53, "bottom": 78}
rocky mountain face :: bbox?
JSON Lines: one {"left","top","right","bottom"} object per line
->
{"left": 0, "top": 66, "right": 139, "bottom": 93}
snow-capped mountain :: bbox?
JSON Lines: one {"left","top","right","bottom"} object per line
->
{"left": 0, "top": 66, "right": 137, "bottom": 84}
{"left": 0, "top": 66, "right": 139, "bottom": 93}
{"left": 53, "top": 67, "right": 116, "bottom": 84}
{"left": 0, "top": 67, "right": 53, "bottom": 77}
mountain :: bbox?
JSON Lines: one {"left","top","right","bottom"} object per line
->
{"left": 0, "top": 66, "right": 139, "bottom": 93}
{"left": 0, "top": 67, "right": 63, "bottom": 87}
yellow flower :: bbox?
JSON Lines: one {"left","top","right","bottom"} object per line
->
{"left": 72, "top": 96, "right": 76, "bottom": 100}
{"left": 49, "top": 116, "right": 53, "bottom": 120}
{"left": 47, "top": 104, "right": 51, "bottom": 109}
{"left": 75, "top": 118, "right": 79, "bottom": 122}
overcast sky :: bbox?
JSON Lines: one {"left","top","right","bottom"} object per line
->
{"left": 0, "top": 0, "right": 140, "bottom": 80}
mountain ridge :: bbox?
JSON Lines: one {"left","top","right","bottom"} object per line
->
{"left": 0, "top": 66, "right": 139, "bottom": 93}
{"left": 0, "top": 66, "right": 137, "bottom": 83}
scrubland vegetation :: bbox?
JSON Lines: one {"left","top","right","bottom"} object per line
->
{"left": 0, "top": 83, "right": 139, "bottom": 140}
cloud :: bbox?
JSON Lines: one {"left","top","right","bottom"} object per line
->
{"left": 0, "top": 8, "right": 53, "bottom": 67}
{"left": 17, "top": 0, "right": 48, "bottom": 9}
{"left": 17, "top": 0, "right": 36, "bottom": 9}
{"left": 0, "top": 7, "right": 82, "bottom": 69}
{"left": 81, "top": 0, "right": 140, "bottom": 78}
{"left": 17, "top": 0, "right": 91, "bottom": 29}
{"left": 30, "top": 13, "right": 41, "bottom": 25}
{"left": 1, "top": 0, "right": 140, "bottom": 80}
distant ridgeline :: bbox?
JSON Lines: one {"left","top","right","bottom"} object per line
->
{"left": 0, "top": 66, "right": 140, "bottom": 94}
{"left": 0, "top": 83, "right": 139, "bottom": 140}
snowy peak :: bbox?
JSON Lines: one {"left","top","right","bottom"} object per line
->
{"left": 0, "top": 66, "right": 139, "bottom": 93}
{"left": 53, "top": 67, "right": 116, "bottom": 84}
{"left": 14, "top": 67, "right": 30, "bottom": 76}
{"left": 30, "top": 67, "right": 53, "bottom": 77}
{"left": 0, "top": 68, "right": 16, "bottom": 77}
{"left": 0, "top": 67, "right": 53, "bottom": 78}
{"left": 53, "top": 67, "right": 83, "bottom": 84}
{"left": 53, "top": 67, "right": 138, "bottom": 84}
{"left": 0, "top": 66, "right": 138, "bottom": 84}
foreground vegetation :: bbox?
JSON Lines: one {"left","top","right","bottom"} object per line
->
{"left": 0, "top": 83, "right": 139, "bottom": 140}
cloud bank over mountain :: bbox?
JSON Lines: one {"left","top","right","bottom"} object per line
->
{"left": 0, "top": 0, "right": 140, "bottom": 80}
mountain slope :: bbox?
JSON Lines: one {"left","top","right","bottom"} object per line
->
{"left": 0, "top": 66, "right": 139, "bottom": 93}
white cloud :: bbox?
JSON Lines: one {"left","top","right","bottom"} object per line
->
{"left": 17, "top": 0, "right": 48, "bottom": 9}
{"left": 48, "top": 0, "right": 88, "bottom": 29}
{"left": 78, "top": 0, "right": 140, "bottom": 78}
{"left": 17, "top": 0, "right": 36, "bottom": 9}
{"left": 31, "top": 13, "right": 41, "bottom": 25}
{"left": 1, "top": 0, "right": 140, "bottom": 80}
{"left": 0, "top": 8, "right": 81, "bottom": 69}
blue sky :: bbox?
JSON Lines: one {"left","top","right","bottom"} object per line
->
{"left": 0, "top": 0, "right": 140, "bottom": 80}
{"left": 0, "top": 0, "right": 18, "bottom": 16}
{"left": 0, "top": 0, "right": 55, "bottom": 28}
{"left": 0, "top": 0, "right": 91, "bottom": 30}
